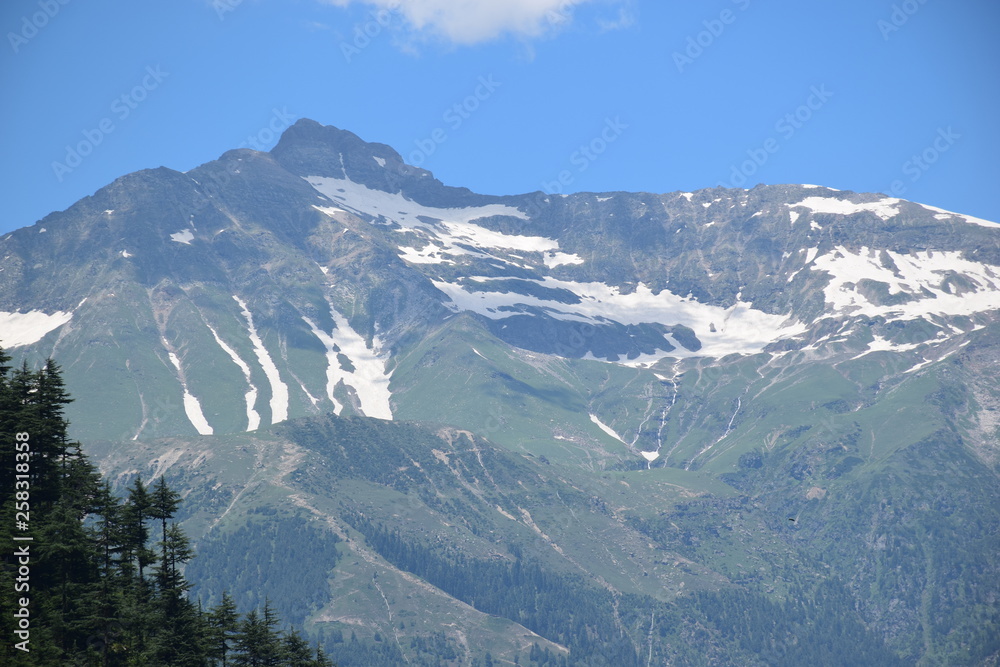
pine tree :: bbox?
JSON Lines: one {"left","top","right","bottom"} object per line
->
{"left": 281, "top": 627, "right": 315, "bottom": 666}
{"left": 150, "top": 476, "right": 182, "bottom": 586}
{"left": 123, "top": 477, "right": 154, "bottom": 585}
{"left": 0, "top": 351, "right": 336, "bottom": 665}
{"left": 234, "top": 607, "right": 282, "bottom": 667}
{"left": 207, "top": 591, "right": 241, "bottom": 666}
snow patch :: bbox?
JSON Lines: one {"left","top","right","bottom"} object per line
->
{"left": 812, "top": 246, "right": 1000, "bottom": 320}
{"left": 543, "top": 251, "right": 585, "bottom": 268}
{"left": 433, "top": 277, "right": 807, "bottom": 359}
{"left": 917, "top": 203, "right": 1000, "bottom": 229}
{"left": 0, "top": 310, "right": 73, "bottom": 347}
{"left": 302, "top": 304, "right": 393, "bottom": 420}
{"left": 305, "top": 175, "right": 561, "bottom": 267}
{"left": 205, "top": 323, "right": 261, "bottom": 431}
{"left": 791, "top": 196, "right": 901, "bottom": 221}
{"left": 171, "top": 229, "right": 194, "bottom": 244}
{"left": 590, "top": 414, "right": 626, "bottom": 444}
{"left": 162, "top": 342, "right": 213, "bottom": 435}
{"left": 373, "top": 156, "right": 386, "bottom": 167}
{"left": 233, "top": 296, "right": 289, "bottom": 424}
{"left": 313, "top": 205, "right": 345, "bottom": 216}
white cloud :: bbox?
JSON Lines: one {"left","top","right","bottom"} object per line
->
{"left": 323, "top": 0, "right": 624, "bottom": 45}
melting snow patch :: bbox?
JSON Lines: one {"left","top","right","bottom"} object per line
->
{"left": 305, "top": 175, "right": 564, "bottom": 267}
{"left": 234, "top": 296, "right": 289, "bottom": 424}
{"left": 812, "top": 246, "right": 1000, "bottom": 320}
{"left": 305, "top": 175, "right": 526, "bottom": 227}
{"left": 303, "top": 305, "right": 393, "bottom": 420}
{"left": 849, "top": 335, "right": 923, "bottom": 359}
{"left": 121, "top": 250, "right": 132, "bottom": 258}
{"left": 162, "top": 343, "right": 213, "bottom": 436}
{"left": 543, "top": 251, "right": 585, "bottom": 268}
{"left": 373, "top": 156, "right": 386, "bottom": 167}
{"left": 205, "top": 323, "right": 261, "bottom": 431}
{"left": 433, "top": 277, "right": 807, "bottom": 359}
{"left": 171, "top": 229, "right": 194, "bottom": 244}
{"left": 590, "top": 414, "right": 626, "bottom": 444}
{"left": 313, "top": 205, "right": 345, "bottom": 216}
{"left": 39, "top": 228, "right": 46, "bottom": 233}
{"left": 640, "top": 451, "right": 660, "bottom": 462}
{"left": 0, "top": 310, "right": 73, "bottom": 347}
{"left": 789, "top": 210, "right": 801, "bottom": 224}
{"left": 791, "top": 196, "right": 900, "bottom": 221}
{"left": 917, "top": 203, "right": 1000, "bottom": 229}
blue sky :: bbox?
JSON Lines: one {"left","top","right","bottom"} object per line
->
{"left": 2, "top": 0, "right": 998, "bottom": 235}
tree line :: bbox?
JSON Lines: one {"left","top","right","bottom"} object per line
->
{"left": 0, "top": 348, "right": 333, "bottom": 666}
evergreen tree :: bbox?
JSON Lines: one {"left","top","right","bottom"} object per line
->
{"left": 0, "top": 350, "right": 331, "bottom": 666}
{"left": 207, "top": 591, "right": 241, "bottom": 666}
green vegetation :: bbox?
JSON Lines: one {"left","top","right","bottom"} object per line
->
{"left": 0, "top": 348, "right": 332, "bottom": 666}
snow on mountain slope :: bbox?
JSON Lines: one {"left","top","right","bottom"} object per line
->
{"left": 305, "top": 175, "right": 565, "bottom": 267}
{"left": 234, "top": 296, "right": 289, "bottom": 425}
{"left": 789, "top": 196, "right": 902, "bottom": 221}
{"left": 811, "top": 246, "right": 1000, "bottom": 319}
{"left": 303, "top": 303, "right": 393, "bottom": 420}
{"left": 162, "top": 340, "right": 214, "bottom": 436}
{"left": 916, "top": 203, "right": 1000, "bottom": 229}
{"left": 205, "top": 323, "right": 262, "bottom": 431}
{"left": 432, "top": 276, "right": 808, "bottom": 360}
{"left": 0, "top": 309, "right": 73, "bottom": 347}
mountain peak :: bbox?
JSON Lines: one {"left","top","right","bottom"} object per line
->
{"left": 271, "top": 118, "right": 494, "bottom": 208}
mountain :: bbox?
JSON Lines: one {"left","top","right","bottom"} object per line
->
{"left": 2, "top": 118, "right": 998, "bottom": 664}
